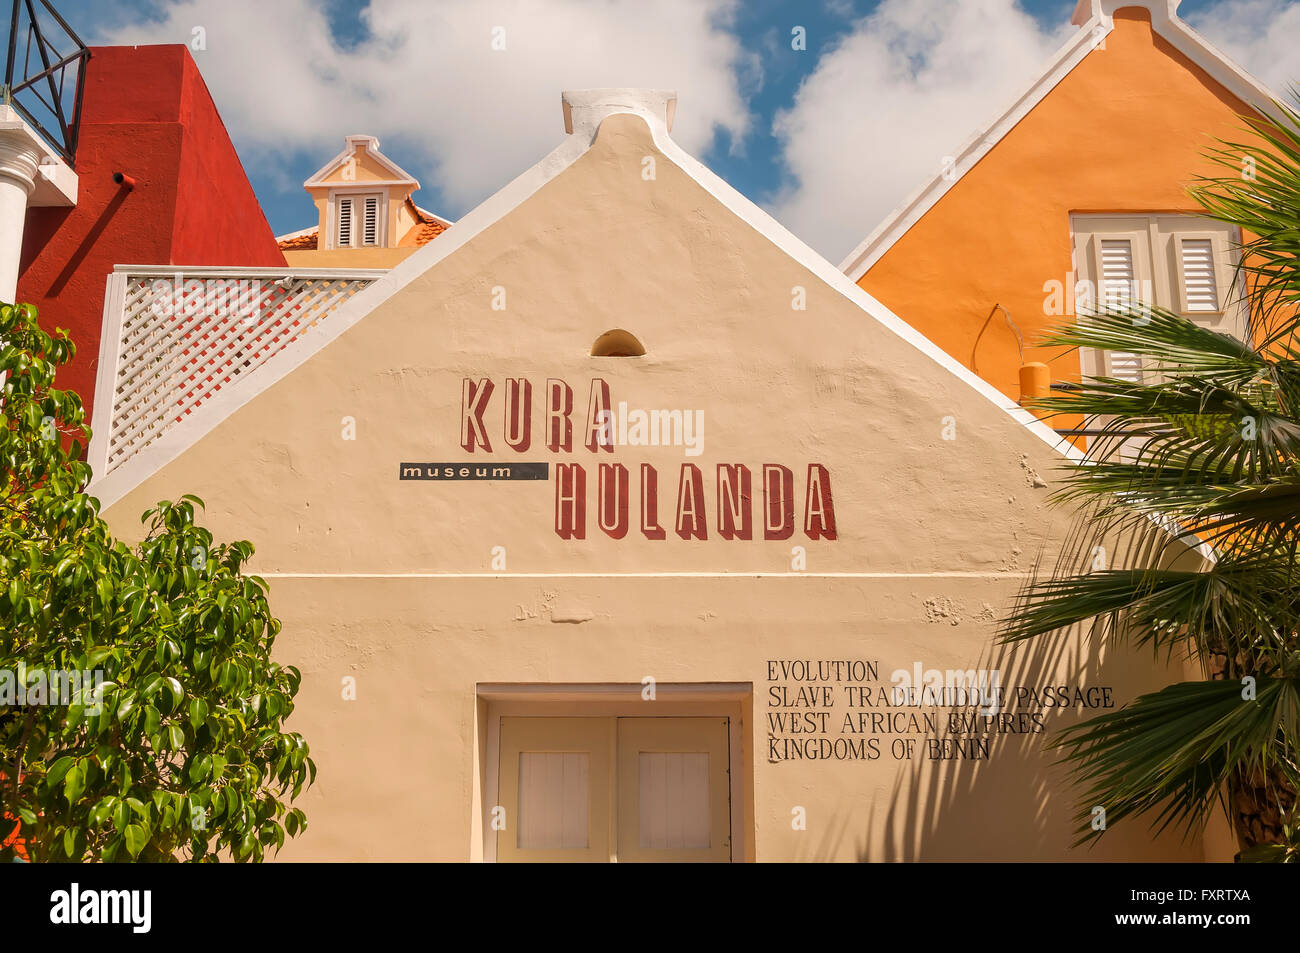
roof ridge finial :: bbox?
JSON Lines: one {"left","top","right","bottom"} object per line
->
{"left": 1072, "top": 1, "right": 1182, "bottom": 27}
{"left": 561, "top": 89, "right": 677, "bottom": 138}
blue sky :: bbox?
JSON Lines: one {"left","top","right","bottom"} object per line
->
{"left": 18, "top": 0, "right": 1295, "bottom": 260}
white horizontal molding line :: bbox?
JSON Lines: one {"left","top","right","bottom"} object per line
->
{"left": 477, "top": 682, "right": 753, "bottom": 701}
{"left": 113, "top": 265, "right": 391, "bottom": 279}
{"left": 317, "top": 178, "right": 415, "bottom": 188}
{"left": 255, "top": 571, "right": 1035, "bottom": 579}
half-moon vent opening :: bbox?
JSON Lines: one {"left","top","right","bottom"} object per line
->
{"left": 590, "top": 329, "right": 646, "bottom": 357}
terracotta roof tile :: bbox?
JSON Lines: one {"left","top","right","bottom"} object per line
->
{"left": 278, "top": 230, "right": 318, "bottom": 250}
{"left": 398, "top": 212, "right": 449, "bottom": 247}
{"left": 278, "top": 206, "right": 447, "bottom": 252}
{"left": 398, "top": 200, "right": 450, "bottom": 247}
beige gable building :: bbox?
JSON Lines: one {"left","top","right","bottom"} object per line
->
{"left": 91, "top": 90, "right": 1220, "bottom": 862}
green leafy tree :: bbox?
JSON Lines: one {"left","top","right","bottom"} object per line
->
{"left": 1001, "top": 100, "right": 1300, "bottom": 862}
{"left": 0, "top": 300, "right": 314, "bottom": 861}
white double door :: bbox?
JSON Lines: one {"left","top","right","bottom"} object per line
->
{"left": 497, "top": 716, "right": 732, "bottom": 862}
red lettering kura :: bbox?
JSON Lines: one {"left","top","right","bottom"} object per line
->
{"left": 584, "top": 379, "right": 613, "bottom": 454}
{"left": 547, "top": 378, "right": 573, "bottom": 453}
{"left": 450, "top": 378, "right": 839, "bottom": 542}
{"left": 460, "top": 378, "right": 494, "bottom": 452}
{"left": 503, "top": 378, "right": 531, "bottom": 453}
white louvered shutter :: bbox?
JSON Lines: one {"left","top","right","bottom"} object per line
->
{"left": 1099, "top": 238, "right": 1135, "bottom": 309}
{"left": 363, "top": 196, "right": 380, "bottom": 246}
{"left": 336, "top": 197, "right": 353, "bottom": 248}
{"left": 1107, "top": 352, "right": 1145, "bottom": 382}
{"left": 1096, "top": 238, "right": 1143, "bottom": 382}
{"left": 1178, "top": 237, "right": 1221, "bottom": 313}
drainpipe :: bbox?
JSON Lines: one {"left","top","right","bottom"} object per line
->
{"left": 1018, "top": 363, "right": 1051, "bottom": 406}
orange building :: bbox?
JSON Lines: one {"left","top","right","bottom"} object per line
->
{"left": 843, "top": 0, "right": 1276, "bottom": 415}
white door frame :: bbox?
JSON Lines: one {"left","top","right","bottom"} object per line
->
{"left": 474, "top": 682, "right": 753, "bottom": 862}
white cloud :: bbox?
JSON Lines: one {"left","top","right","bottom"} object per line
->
{"left": 1184, "top": 0, "right": 1300, "bottom": 98}
{"left": 769, "top": 0, "right": 1072, "bottom": 262}
{"left": 96, "top": 0, "right": 755, "bottom": 219}
{"left": 92, "top": 0, "right": 1300, "bottom": 256}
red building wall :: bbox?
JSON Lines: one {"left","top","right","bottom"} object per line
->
{"left": 17, "top": 44, "right": 286, "bottom": 430}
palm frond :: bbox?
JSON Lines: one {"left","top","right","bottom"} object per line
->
{"left": 1043, "top": 306, "right": 1269, "bottom": 382}
{"left": 1002, "top": 93, "right": 1300, "bottom": 855}
{"left": 1192, "top": 95, "right": 1300, "bottom": 338}
{"left": 1053, "top": 676, "right": 1300, "bottom": 845}
{"left": 1000, "top": 553, "right": 1296, "bottom": 661}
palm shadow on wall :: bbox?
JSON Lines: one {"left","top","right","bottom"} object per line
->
{"left": 806, "top": 520, "right": 1204, "bottom": 862}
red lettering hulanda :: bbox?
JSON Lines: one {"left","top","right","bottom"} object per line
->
{"left": 555, "top": 463, "right": 585, "bottom": 539}
{"left": 549, "top": 462, "right": 834, "bottom": 542}
{"left": 456, "top": 378, "right": 838, "bottom": 541}
{"left": 598, "top": 463, "right": 630, "bottom": 539}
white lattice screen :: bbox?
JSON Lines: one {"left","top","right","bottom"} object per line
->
{"left": 93, "top": 269, "right": 382, "bottom": 475}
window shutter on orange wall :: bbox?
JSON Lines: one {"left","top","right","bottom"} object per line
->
{"left": 333, "top": 194, "right": 382, "bottom": 248}
{"left": 1098, "top": 238, "right": 1135, "bottom": 307}
{"left": 1094, "top": 236, "right": 1145, "bottom": 383}
{"left": 1106, "top": 351, "right": 1146, "bottom": 383}
{"left": 1176, "top": 236, "right": 1222, "bottom": 314}
{"left": 363, "top": 196, "right": 380, "bottom": 246}
{"left": 337, "top": 197, "right": 353, "bottom": 248}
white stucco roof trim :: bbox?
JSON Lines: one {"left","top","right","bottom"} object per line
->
{"left": 273, "top": 224, "right": 318, "bottom": 243}
{"left": 641, "top": 112, "right": 1086, "bottom": 467}
{"left": 303, "top": 134, "right": 421, "bottom": 190}
{"left": 88, "top": 131, "right": 596, "bottom": 511}
{"left": 274, "top": 208, "right": 453, "bottom": 246}
{"left": 413, "top": 205, "right": 455, "bottom": 227}
{"left": 90, "top": 92, "right": 1084, "bottom": 515}
{"left": 838, "top": 2, "right": 1285, "bottom": 283}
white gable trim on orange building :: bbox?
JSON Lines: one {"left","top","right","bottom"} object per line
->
{"left": 838, "top": 0, "right": 1285, "bottom": 284}
{"left": 273, "top": 224, "right": 319, "bottom": 243}
{"left": 413, "top": 204, "right": 454, "bottom": 228}
{"left": 303, "top": 134, "right": 420, "bottom": 189}
{"left": 88, "top": 89, "right": 1082, "bottom": 514}
{"left": 273, "top": 207, "right": 455, "bottom": 246}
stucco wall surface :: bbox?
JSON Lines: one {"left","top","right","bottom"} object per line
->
{"left": 102, "top": 114, "right": 1208, "bottom": 862}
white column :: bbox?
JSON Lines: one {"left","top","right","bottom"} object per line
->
{"left": 0, "top": 132, "right": 41, "bottom": 304}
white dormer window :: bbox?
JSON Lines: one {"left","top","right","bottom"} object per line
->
{"left": 332, "top": 192, "right": 385, "bottom": 249}
{"left": 306, "top": 136, "right": 421, "bottom": 252}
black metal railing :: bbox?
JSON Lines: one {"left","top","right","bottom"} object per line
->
{"left": 2, "top": 0, "right": 89, "bottom": 166}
